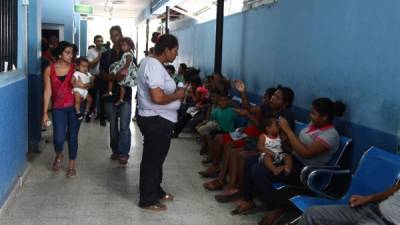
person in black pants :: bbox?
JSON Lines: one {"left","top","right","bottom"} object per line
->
{"left": 136, "top": 34, "right": 185, "bottom": 211}
{"left": 86, "top": 35, "right": 104, "bottom": 122}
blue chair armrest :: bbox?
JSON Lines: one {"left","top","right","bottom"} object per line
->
{"left": 306, "top": 168, "right": 351, "bottom": 199}
{"left": 300, "top": 165, "right": 340, "bottom": 187}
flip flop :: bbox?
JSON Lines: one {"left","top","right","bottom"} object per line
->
{"left": 230, "top": 202, "right": 256, "bottom": 215}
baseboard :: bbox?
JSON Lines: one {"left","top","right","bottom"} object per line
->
{"left": 0, "top": 163, "right": 32, "bottom": 218}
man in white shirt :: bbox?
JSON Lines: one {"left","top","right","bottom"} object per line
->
{"left": 87, "top": 35, "right": 104, "bottom": 123}
{"left": 298, "top": 181, "right": 400, "bottom": 225}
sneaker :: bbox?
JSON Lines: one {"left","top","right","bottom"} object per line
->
{"left": 76, "top": 112, "right": 83, "bottom": 121}
{"left": 66, "top": 168, "right": 77, "bottom": 178}
{"left": 119, "top": 156, "right": 129, "bottom": 166}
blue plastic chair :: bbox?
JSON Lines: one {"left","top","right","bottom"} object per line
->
{"left": 290, "top": 146, "right": 400, "bottom": 213}
{"left": 272, "top": 122, "right": 352, "bottom": 193}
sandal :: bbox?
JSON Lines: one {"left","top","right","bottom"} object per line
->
{"left": 198, "top": 167, "right": 219, "bottom": 178}
{"left": 258, "top": 208, "right": 284, "bottom": 225}
{"left": 159, "top": 193, "right": 174, "bottom": 202}
{"left": 231, "top": 201, "right": 256, "bottom": 215}
{"left": 66, "top": 168, "right": 77, "bottom": 178}
{"left": 52, "top": 155, "right": 63, "bottom": 172}
{"left": 141, "top": 203, "right": 167, "bottom": 212}
{"left": 214, "top": 189, "right": 240, "bottom": 203}
{"left": 203, "top": 179, "right": 224, "bottom": 191}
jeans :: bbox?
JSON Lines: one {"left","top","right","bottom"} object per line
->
{"left": 104, "top": 101, "right": 132, "bottom": 157}
{"left": 298, "top": 204, "right": 390, "bottom": 225}
{"left": 137, "top": 115, "right": 174, "bottom": 207}
{"left": 242, "top": 154, "right": 304, "bottom": 208}
{"left": 52, "top": 106, "right": 82, "bottom": 160}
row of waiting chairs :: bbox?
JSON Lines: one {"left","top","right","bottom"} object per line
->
{"left": 275, "top": 121, "right": 400, "bottom": 224}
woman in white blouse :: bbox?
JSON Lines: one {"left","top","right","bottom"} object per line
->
{"left": 136, "top": 34, "right": 185, "bottom": 211}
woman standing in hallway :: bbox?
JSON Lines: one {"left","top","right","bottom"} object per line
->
{"left": 136, "top": 34, "right": 185, "bottom": 211}
{"left": 42, "top": 41, "right": 88, "bottom": 178}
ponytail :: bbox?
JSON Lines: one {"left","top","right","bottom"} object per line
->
{"left": 312, "top": 98, "right": 346, "bottom": 121}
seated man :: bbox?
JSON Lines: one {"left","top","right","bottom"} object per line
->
{"left": 298, "top": 180, "right": 400, "bottom": 225}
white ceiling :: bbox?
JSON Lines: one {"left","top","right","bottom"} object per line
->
{"left": 80, "top": 0, "right": 151, "bottom": 18}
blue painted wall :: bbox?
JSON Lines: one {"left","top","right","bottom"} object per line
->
{"left": 42, "top": 0, "right": 75, "bottom": 42}
{"left": 172, "top": 0, "right": 400, "bottom": 169}
{"left": 0, "top": 0, "right": 29, "bottom": 207}
{"left": 0, "top": 75, "right": 28, "bottom": 206}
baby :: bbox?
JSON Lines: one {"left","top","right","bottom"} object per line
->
{"left": 257, "top": 117, "right": 292, "bottom": 176}
{"left": 106, "top": 37, "right": 137, "bottom": 105}
{"left": 72, "top": 57, "right": 94, "bottom": 120}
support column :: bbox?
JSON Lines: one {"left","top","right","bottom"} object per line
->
{"left": 214, "top": 0, "right": 224, "bottom": 74}
{"left": 165, "top": 6, "right": 170, "bottom": 34}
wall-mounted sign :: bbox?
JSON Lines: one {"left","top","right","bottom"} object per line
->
{"left": 74, "top": 4, "right": 93, "bottom": 15}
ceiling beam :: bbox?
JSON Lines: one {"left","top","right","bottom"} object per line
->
{"left": 170, "top": 6, "right": 201, "bottom": 20}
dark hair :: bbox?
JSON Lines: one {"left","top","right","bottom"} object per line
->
{"left": 260, "top": 117, "right": 276, "bottom": 130}
{"left": 88, "top": 45, "right": 95, "bottom": 49}
{"left": 184, "top": 67, "right": 200, "bottom": 82}
{"left": 264, "top": 87, "right": 277, "bottom": 98}
{"left": 164, "top": 65, "right": 176, "bottom": 74}
{"left": 53, "top": 41, "right": 73, "bottom": 58}
{"left": 76, "top": 57, "right": 89, "bottom": 65}
{"left": 312, "top": 98, "right": 346, "bottom": 121}
{"left": 154, "top": 34, "right": 178, "bottom": 55}
{"left": 179, "top": 63, "right": 187, "bottom": 70}
{"left": 190, "top": 75, "right": 202, "bottom": 88}
{"left": 93, "top": 35, "right": 103, "bottom": 42}
{"left": 276, "top": 85, "right": 295, "bottom": 108}
{"left": 151, "top": 32, "right": 161, "bottom": 43}
{"left": 110, "top": 25, "right": 122, "bottom": 36}
{"left": 103, "top": 41, "right": 111, "bottom": 50}
{"left": 120, "top": 37, "right": 135, "bottom": 50}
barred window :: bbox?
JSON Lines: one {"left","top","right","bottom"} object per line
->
{"left": 0, "top": 0, "right": 18, "bottom": 72}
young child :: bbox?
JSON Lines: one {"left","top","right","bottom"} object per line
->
{"left": 72, "top": 57, "right": 94, "bottom": 120}
{"left": 257, "top": 117, "right": 292, "bottom": 176}
{"left": 106, "top": 37, "right": 137, "bottom": 105}
{"left": 200, "top": 94, "right": 238, "bottom": 155}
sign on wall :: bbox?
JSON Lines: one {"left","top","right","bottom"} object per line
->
{"left": 74, "top": 4, "right": 93, "bottom": 15}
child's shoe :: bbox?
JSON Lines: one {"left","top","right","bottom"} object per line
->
{"left": 84, "top": 111, "right": 90, "bottom": 122}
{"left": 76, "top": 112, "right": 83, "bottom": 121}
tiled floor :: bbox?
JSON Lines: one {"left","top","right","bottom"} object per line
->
{"left": 0, "top": 117, "right": 275, "bottom": 225}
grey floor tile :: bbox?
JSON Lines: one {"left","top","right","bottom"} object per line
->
{"left": 0, "top": 107, "right": 294, "bottom": 225}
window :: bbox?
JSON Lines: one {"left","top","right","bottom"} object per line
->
{"left": 0, "top": 0, "right": 18, "bottom": 72}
